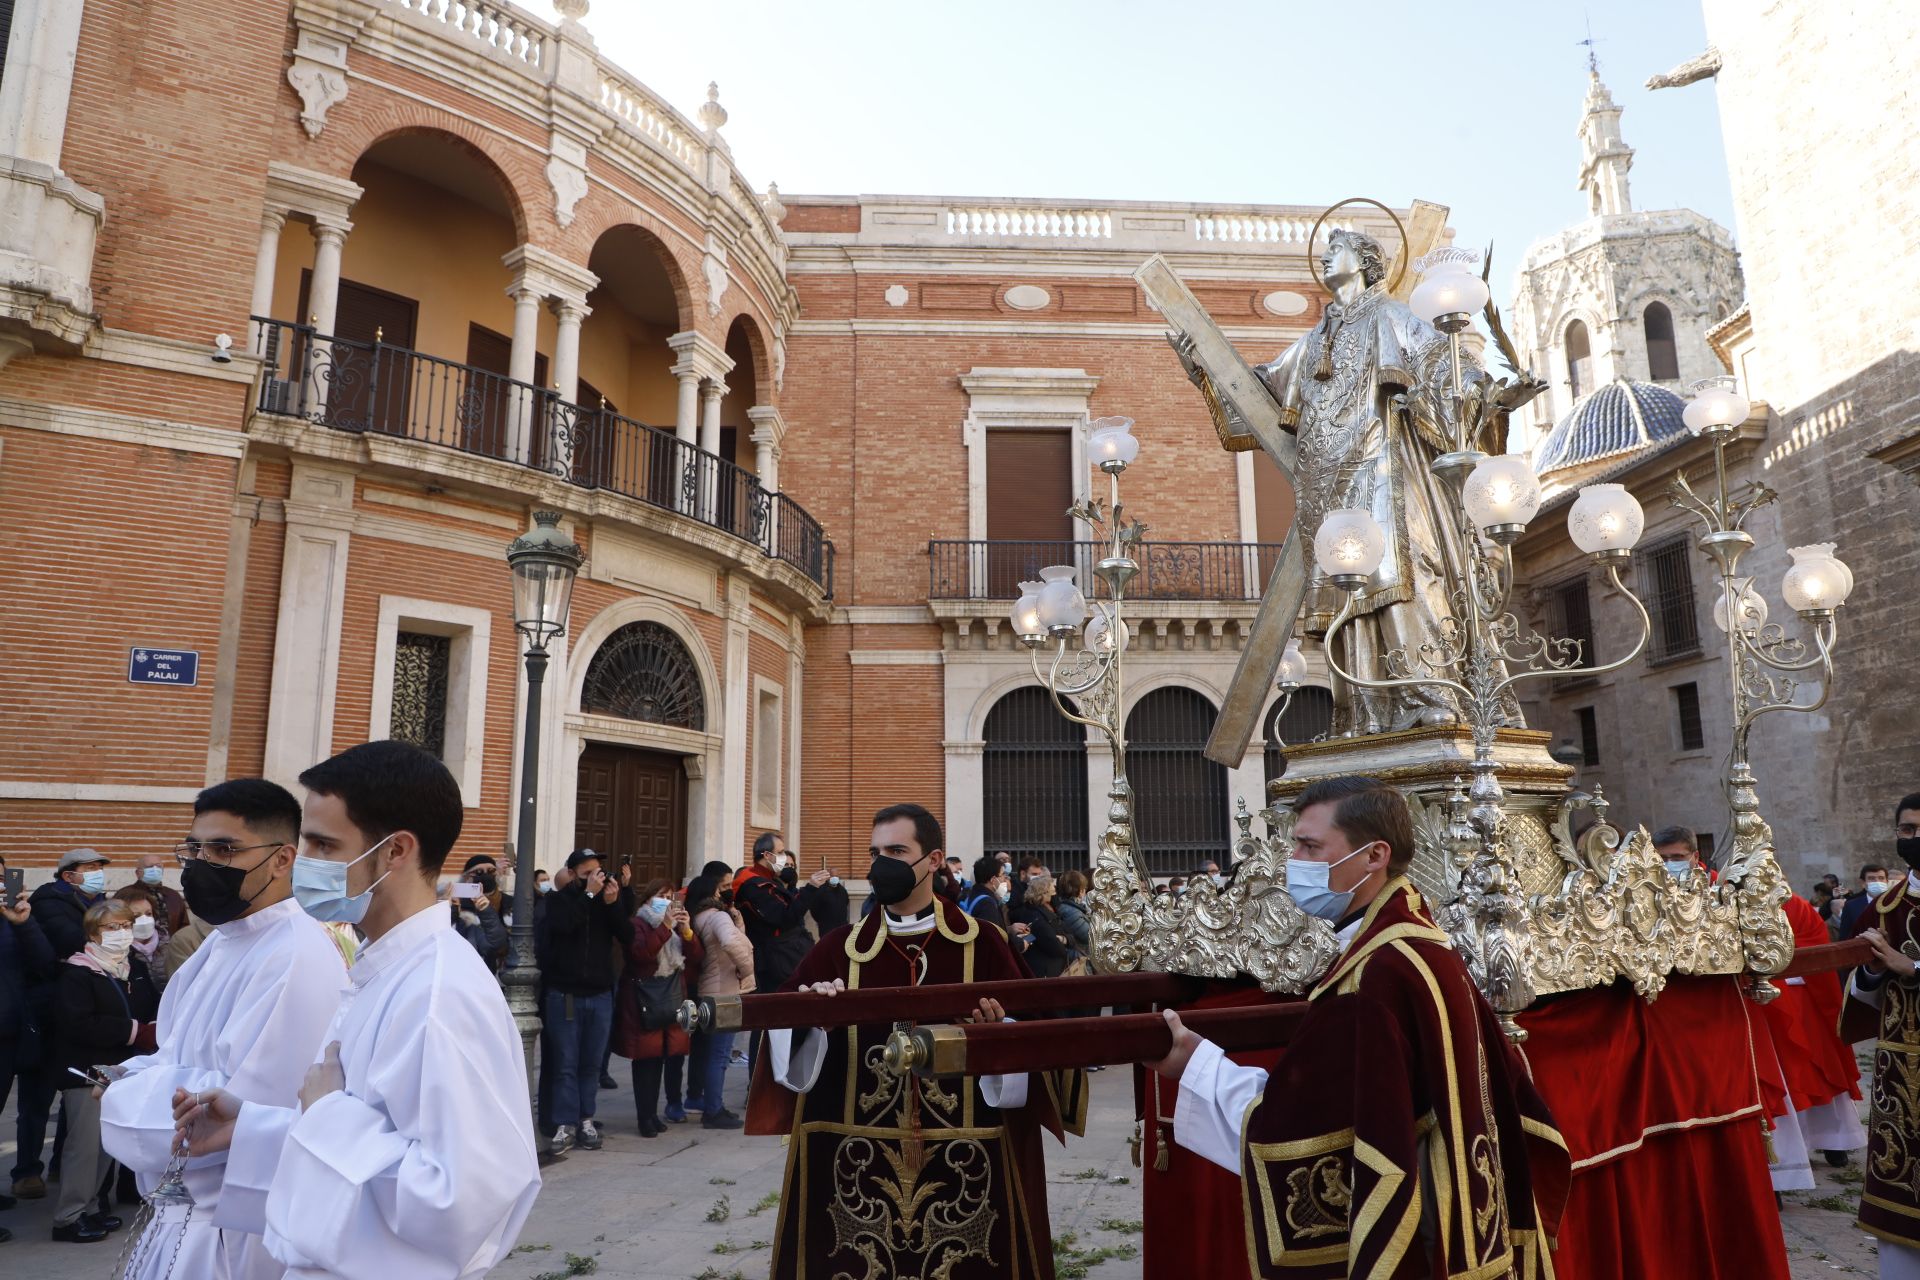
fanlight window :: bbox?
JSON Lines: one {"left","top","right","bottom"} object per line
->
{"left": 581, "top": 622, "right": 706, "bottom": 730}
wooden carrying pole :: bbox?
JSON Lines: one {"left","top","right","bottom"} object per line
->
{"left": 683, "top": 970, "right": 1207, "bottom": 1034}
{"left": 886, "top": 1003, "right": 1310, "bottom": 1078}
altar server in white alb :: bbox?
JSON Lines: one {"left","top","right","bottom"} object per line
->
{"left": 173, "top": 740, "right": 540, "bottom": 1279}
{"left": 100, "top": 778, "right": 349, "bottom": 1280}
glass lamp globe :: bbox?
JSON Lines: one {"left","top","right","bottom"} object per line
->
{"left": 1313, "top": 509, "right": 1387, "bottom": 579}
{"left": 1781, "top": 543, "right": 1854, "bottom": 612}
{"left": 1567, "top": 483, "right": 1646, "bottom": 555}
{"left": 1088, "top": 416, "right": 1141, "bottom": 469}
{"left": 1276, "top": 638, "right": 1307, "bottom": 688}
{"left": 1682, "top": 378, "right": 1752, "bottom": 436}
{"left": 1711, "top": 577, "right": 1770, "bottom": 633}
{"left": 1083, "top": 609, "right": 1130, "bottom": 653}
{"left": 1409, "top": 248, "right": 1491, "bottom": 326}
{"left": 1462, "top": 455, "right": 1542, "bottom": 533}
{"left": 1010, "top": 580, "right": 1046, "bottom": 640}
{"left": 1036, "top": 565, "right": 1089, "bottom": 631}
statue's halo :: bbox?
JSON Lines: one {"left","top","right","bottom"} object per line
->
{"left": 1307, "top": 197, "right": 1410, "bottom": 294}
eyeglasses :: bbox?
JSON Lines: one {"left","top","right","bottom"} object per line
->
{"left": 173, "top": 840, "right": 285, "bottom": 867}
{"left": 1899, "top": 824, "right": 1920, "bottom": 839}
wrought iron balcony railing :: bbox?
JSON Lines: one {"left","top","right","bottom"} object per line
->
{"left": 928, "top": 539, "right": 1287, "bottom": 603}
{"left": 252, "top": 318, "right": 831, "bottom": 595}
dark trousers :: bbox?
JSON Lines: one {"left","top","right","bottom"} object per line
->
{"left": 0, "top": 1035, "right": 56, "bottom": 1182}
{"left": 630, "top": 1054, "right": 687, "bottom": 1124}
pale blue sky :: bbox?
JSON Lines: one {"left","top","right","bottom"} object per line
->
{"left": 543, "top": 1, "right": 1735, "bottom": 301}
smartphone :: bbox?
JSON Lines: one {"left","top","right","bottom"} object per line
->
{"left": 68, "top": 1066, "right": 112, "bottom": 1089}
{"left": 3, "top": 866, "right": 22, "bottom": 906}
{"left": 451, "top": 882, "right": 482, "bottom": 900}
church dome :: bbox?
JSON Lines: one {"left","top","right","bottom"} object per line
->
{"left": 1532, "top": 378, "right": 1690, "bottom": 475}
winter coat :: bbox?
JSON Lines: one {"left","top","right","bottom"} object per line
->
{"left": 0, "top": 912, "right": 55, "bottom": 1051}
{"left": 535, "top": 881, "right": 635, "bottom": 995}
{"left": 28, "top": 880, "right": 100, "bottom": 960}
{"left": 692, "top": 907, "right": 756, "bottom": 999}
{"left": 730, "top": 865, "right": 819, "bottom": 993}
{"left": 1008, "top": 901, "right": 1072, "bottom": 978}
{"left": 51, "top": 954, "right": 160, "bottom": 1076}
{"left": 611, "top": 916, "right": 706, "bottom": 1061}
{"left": 1056, "top": 897, "right": 1092, "bottom": 954}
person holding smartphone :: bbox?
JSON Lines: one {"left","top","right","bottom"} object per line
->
{"left": 532, "top": 848, "right": 633, "bottom": 1155}
{"left": 0, "top": 854, "right": 56, "bottom": 1228}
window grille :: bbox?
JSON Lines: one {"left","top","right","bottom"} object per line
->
{"left": 1638, "top": 536, "right": 1702, "bottom": 665}
{"left": 391, "top": 632, "right": 451, "bottom": 757}
{"left": 1263, "top": 687, "right": 1335, "bottom": 784}
{"left": 982, "top": 687, "right": 1089, "bottom": 870}
{"left": 1576, "top": 706, "right": 1600, "bottom": 766}
{"left": 582, "top": 622, "right": 706, "bottom": 729}
{"left": 1126, "top": 688, "right": 1229, "bottom": 876}
{"left": 1673, "top": 682, "right": 1705, "bottom": 752}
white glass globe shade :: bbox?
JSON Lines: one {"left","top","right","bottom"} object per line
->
{"left": 1088, "top": 415, "right": 1141, "bottom": 467}
{"left": 1782, "top": 543, "right": 1853, "bottom": 612}
{"left": 1010, "top": 580, "right": 1046, "bottom": 638}
{"left": 1681, "top": 381, "right": 1751, "bottom": 434}
{"left": 1083, "top": 609, "right": 1130, "bottom": 653}
{"left": 1036, "top": 565, "right": 1088, "bottom": 630}
{"left": 1711, "top": 577, "right": 1770, "bottom": 633}
{"left": 1567, "top": 483, "right": 1646, "bottom": 554}
{"left": 1409, "top": 264, "right": 1491, "bottom": 325}
{"left": 1276, "top": 639, "right": 1307, "bottom": 687}
{"left": 1462, "top": 455, "right": 1542, "bottom": 530}
{"left": 1313, "top": 508, "right": 1387, "bottom": 578}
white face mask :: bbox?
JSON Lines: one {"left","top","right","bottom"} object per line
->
{"left": 131, "top": 915, "right": 157, "bottom": 941}
{"left": 538, "top": 881, "right": 553, "bottom": 893}
{"left": 1867, "top": 879, "right": 1891, "bottom": 896}
{"left": 996, "top": 883, "right": 1011, "bottom": 904}
{"left": 1286, "top": 844, "right": 1373, "bottom": 921}
{"left": 97, "top": 928, "right": 133, "bottom": 955}
{"left": 771, "top": 854, "right": 790, "bottom": 874}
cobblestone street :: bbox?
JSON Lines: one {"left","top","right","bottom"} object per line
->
{"left": 0, "top": 1065, "right": 1890, "bottom": 1278}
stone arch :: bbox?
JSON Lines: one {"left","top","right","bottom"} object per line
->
{"left": 583, "top": 219, "right": 695, "bottom": 338}
{"left": 723, "top": 311, "right": 774, "bottom": 404}
{"left": 339, "top": 121, "right": 535, "bottom": 244}
{"left": 565, "top": 598, "right": 720, "bottom": 727}
{"left": 580, "top": 622, "right": 707, "bottom": 730}
{"left": 1122, "top": 670, "right": 1229, "bottom": 721}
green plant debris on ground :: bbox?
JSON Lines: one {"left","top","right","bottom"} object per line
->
{"left": 705, "top": 1194, "right": 732, "bottom": 1223}
{"left": 1097, "top": 1218, "right": 1144, "bottom": 1233}
{"left": 693, "top": 1270, "right": 748, "bottom": 1280}
{"left": 1069, "top": 1167, "right": 1104, "bottom": 1180}
{"left": 708, "top": 1176, "right": 736, "bottom": 1185}
{"left": 712, "top": 1239, "right": 770, "bottom": 1254}
{"left": 1056, "top": 1239, "right": 1140, "bottom": 1278}
{"left": 509, "top": 1242, "right": 552, "bottom": 1256}
{"left": 528, "top": 1253, "right": 598, "bottom": 1280}
{"left": 746, "top": 1190, "right": 781, "bottom": 1216}
{"left": 1801, "top": 1192, "right": 1854, "bottom": 1213}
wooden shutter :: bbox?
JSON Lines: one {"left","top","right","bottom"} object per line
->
{"left": 295, "top": 273, "right": 418, "bottom": 434}
{"left": 464, "top": 323, "right": 548, "bottom": 464}
{"left": 986, "top": 429, "right": 1075, "bottom": 598}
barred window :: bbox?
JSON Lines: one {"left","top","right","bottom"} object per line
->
{"left": 1126, "top": 687, "right": 1229, "bottom": 876}
{"left": 1673, "top": 682, "right": 1705, "bottom": 752}
{"left": 390, "top": 631, "right": 451, "bottom": 757}
{"left": 1638, "top": 536, "right": 1702, "bottom": 665}
{"left": 1576, "top": 706, "right": 1600, "bottom": 766}
{"left": 1264, "top": 686, "right": 1335, "bottom": 785}
{"left": 983, "top": 687, "right": 1089, "bottom": 871}
{"left": 1547, "top": 574, "right": 1597, "bottom": 684}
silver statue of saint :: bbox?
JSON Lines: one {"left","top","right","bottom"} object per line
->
{"left": 1254, "top": 229, "right": 1484, "bottom": 734}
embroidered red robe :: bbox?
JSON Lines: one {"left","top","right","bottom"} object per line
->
{"left": 1843, "top": 876, "right": 1920, "bottom": 1249}
{"left": 746, "top": 899, "right": 1064, "bottom": 1280}
{"left": 1239, "top": 878, "right": 1570, "bottom": 1278}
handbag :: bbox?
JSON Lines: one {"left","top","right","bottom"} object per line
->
{"left": 635, "top": 972, "right": 682, "bottom": 1031}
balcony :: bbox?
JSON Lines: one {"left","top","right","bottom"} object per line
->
{"left": 251, "top": 318, "right": 831, "bottom": 594}
{"left": 929, "top": 539, "right": 1284, "bottom": 603}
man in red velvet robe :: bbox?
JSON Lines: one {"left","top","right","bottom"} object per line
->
{"left": 1841, "top": 792, "right": 1920, "bottom": 1279}
{"left": 1151, "top": 776, "right": 1569, "bottom": 1278}
{"left": 1761, "top": 893, "right": 1864, "bottom": 1190}
{"left": 746, "top": 803, "right": 1064, "bottom": 1280}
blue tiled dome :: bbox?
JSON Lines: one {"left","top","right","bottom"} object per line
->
{"left": 1533, "top": 379, "right": 1690, "bottom": 475}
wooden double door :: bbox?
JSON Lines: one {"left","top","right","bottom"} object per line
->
{"left": 574, "top": 744, "right": 687, "bottom": 888}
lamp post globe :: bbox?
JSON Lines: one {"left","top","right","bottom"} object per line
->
{"left": 503, "top": 510, "right": 583, "bottom": 1139}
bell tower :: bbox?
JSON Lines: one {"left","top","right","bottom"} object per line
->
{"left": 1577, "top": 64, "right": 1635, "bottom": 217}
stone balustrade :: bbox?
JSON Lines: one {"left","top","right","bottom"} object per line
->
{"left": 946, "top": 206, "right": 1114, "bottom": 239}
{"left": 599, "top": 73, "right": 701, "bottom": 169}
{"left": 396, "top": 0, "right": 547, "bottom": 66}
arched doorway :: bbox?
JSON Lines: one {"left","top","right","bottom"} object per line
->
{"left": 578, "top": 224, "right": 691, "bottom": 501}
{"left": 573, "top": 622, "right": 706, "bottom": 887}
{"left": 1263, "top": 686, "right": 1335, "bottom": 786}
{"left": 1125, "top": 687, "right": 1229, "bottom": 876}
{"left": 982, "top": 686, "right": 1089, "bottom": 871}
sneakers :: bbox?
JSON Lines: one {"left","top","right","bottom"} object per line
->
{"left": 578, "top": 1119, "right": 603, "bottom": 1151}
{"left": 728, "top": 1048, "right": 746, "bottom": 1065}
{"left": 549, "top": 1125, "right": 575, "bottom": 1156}
{"left": 11, "top": 1177, "right": 45, "bottom": 1200}
{"left": 663, "top": 1104, "right": 688, "bottom": 1123}
{"left": 702, "top": 1108, "right": 745, "bottom": 1130}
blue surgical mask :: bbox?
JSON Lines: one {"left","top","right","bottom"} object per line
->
{"left": 1664, "top": 859, "right": 1696, "bottom": 880}
{"left": 1285, "top": 845, "right": 1372, "bottom": 922}
{"left": 141, "top": 866, "right": 164, "bottom": 886}
{"left": 80, "top": 869, "right": 107, "bottom": 895}
{"left": 649, "top": 896, "right": 672, "bottom": 916}
{"left": 829, "top": 875, "right": 842, "bottom": 887}
{"left": 292, "top": 834, "right": 397, "bottom": 925}
{"left": 538, "top": 881, "right": 554, "bottom": 894}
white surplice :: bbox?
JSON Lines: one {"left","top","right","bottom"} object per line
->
{"left": 215, "top": 901, "right": 540, "bottom": 1280}
{"left": 101, "top": 897, "right": 350, "bottom": 1280}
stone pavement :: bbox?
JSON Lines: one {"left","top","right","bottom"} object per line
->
{"left": 0, "top": 1064, "right": 1887, "bottom": 1278}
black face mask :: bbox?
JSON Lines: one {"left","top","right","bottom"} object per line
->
{"left": 474, "top": 872, "right": 498, "bottom": 896}
{"left": 868, "top": 852, "right": 929, "bottom": 907}
{"left": 1897, "top": 837, "right": 1920, "bottom": 872}
{"left": 181, "top": 852, "right": 277, "bottom": 926}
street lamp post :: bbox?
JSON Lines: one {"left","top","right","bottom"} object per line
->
{"left": 503, "top": 510, "right": 584, "bottom": 1129}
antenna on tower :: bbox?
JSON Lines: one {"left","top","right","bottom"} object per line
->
{"left": 1577, "top": 17, "right": 1604, "bottom": 74}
